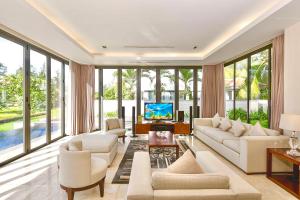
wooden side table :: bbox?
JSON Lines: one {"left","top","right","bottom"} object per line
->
{"left": 267, "top": 148, "right": 300, "bottom": 198}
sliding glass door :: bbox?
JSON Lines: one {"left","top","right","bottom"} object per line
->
{"left": 179, "top": 69, "right": 193, "bottom": 122}
{"left": 30, "top": 50, "right": 47, "bottom": 148}
{"left": 0, "top": 37, "right": 24, "bottom": 163}
{"left": 141, "top": 69, "right": 156, "bottom": 116}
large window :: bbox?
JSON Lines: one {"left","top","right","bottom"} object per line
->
{"left": 0, "top": 31, "right": 67, "bottom": 165}
{"left": 225, "top": 46, "right": 271, "bottom": 127}
{"left": 141, "top": 69, "right": 156, "bottom": 116}
{"left": 122, "top": 69, "right": 136, "bottom": 130}
{"left": 179, "top": 69, "right": 193, "bottom": 122}
{"left": 94, "top": 68, "right": 100, "bottom": 130}
{"left": 197, "top": 68, "right": 202, "bottom": 117}
{"left": 0, "top": 37, "right": 24, "bottom": 163}
{"left": 102, "top": 69, "right": 118, "bottom": 127}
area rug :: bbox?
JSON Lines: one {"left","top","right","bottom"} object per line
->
{"left": 112, "top": 139, "right": 192, "bottom": 184}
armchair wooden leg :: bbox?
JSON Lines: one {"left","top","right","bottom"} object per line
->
{"left": 122, "top": 136, "right": 125, "bottom": 143}
{"left": 66, "top": 188, "right": 74, "bottom": 200}
{"left": 99, "top": 177, "right": 105, "bottom": 197}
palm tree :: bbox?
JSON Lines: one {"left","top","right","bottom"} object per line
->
{"left": 179, "top": 69, "right": 193, "bottom": 100}
{"left": 122, "top": 69, "right": 136, "bottom": 99}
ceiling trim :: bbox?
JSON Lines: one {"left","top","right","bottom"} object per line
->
{"left": 25, "top": 0, "right": 293, "bottom": 60}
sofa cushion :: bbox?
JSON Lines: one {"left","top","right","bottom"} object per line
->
{"left": 249, "top": 122, "right": 267, "bottom": 136}
{"left": 231, "top": 118, "right": 246, "bottom": 137}
{"left": 212, "top": 113, "right": 221, "bottom": 128}
{"left": 91, "top": 157, "right": 107, "bottom": 184}
{"left": 152, "top": 171, "right": 230, "bottom": 190}
{"left": 223, "top": 140, "right": 240, "bottom": 153}
{"left": 82, "top": 134, "right": 118, "bottom": 153}
{"left": 219, "top": 118, "right": 232, "bottom": 131}
{"left": 198, "top": 126, "right": 239, "bottom": 143}
{"left": 106, "top": 128, "right": 126, "bottom": 137}
{"left": 264, "top": 128, "right": 281, "bottom": 136}
{"left": 168, "top": 150, "right": 203, "bottom": 174}
{"left": 68, "top": 140, "right": 82, "bottom": 151}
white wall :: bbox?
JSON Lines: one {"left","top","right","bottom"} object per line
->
{"left": 284, "top": 21, "right": 300, "bottom": 114}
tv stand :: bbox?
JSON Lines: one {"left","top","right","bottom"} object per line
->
{"left": 135, "top": 121, "right": 190, "bottom": 135}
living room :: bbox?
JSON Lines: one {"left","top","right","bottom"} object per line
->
{"left": 1, "top": 0, "right": 300, "bottom": 200}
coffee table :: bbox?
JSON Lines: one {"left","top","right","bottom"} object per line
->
{"left": 148, "top": 131, "right": 179, "bottom": 159}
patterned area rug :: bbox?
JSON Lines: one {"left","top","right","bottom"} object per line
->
{"left": 112, "top": 139, "right": 192, "bottom": 184}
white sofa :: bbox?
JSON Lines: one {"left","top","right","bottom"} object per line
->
{"left": 193, "top": 118, "right": 290, "bottom": 173}
{"left": 127, "top": 151, "right": 261, "bottom": 200}
{"left": 66, "top": 133, "right": 118, "bottom": 166}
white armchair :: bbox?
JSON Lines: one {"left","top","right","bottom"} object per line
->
{"left": 59, "top": 143, "right": 107, "bottom": 200}
{"left": 105, "top": 118, "right": 126, "bottom": 143}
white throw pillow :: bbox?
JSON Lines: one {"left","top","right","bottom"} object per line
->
{"left": 249, "top": 122, "right": 267, "bottom": 136}
{"left": 168, "top": 150, "right": 203, "bottom": 174}
{"left": 212, "top": 113, "right": 221, "bottom": 128}
{"left": 68, "top": 141, "right": 82, "bottom": 151}
{"left": 219, "top": 118, "right": 232, "bottom": 131}
{"left": 231, "top": 118, "right": 246, "bottom": 137}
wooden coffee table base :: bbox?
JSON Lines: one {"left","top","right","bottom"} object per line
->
{"left": 148, "top": 131, "right": 180, "bottom": 159}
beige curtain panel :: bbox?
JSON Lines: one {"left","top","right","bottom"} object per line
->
{"left": 201, "top": 64, "right": 225, "bottom": 118}
{"left": 271, "top": 34, "right": 284, "bottom": 131}
{"left": 70, "top": 61, "right": 95, "bottom": 135}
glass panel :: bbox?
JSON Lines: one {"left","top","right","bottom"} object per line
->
{"left": 250, "top": 49, "right": 269, "bottom": 127}
{"left": 102, "top": 69, "right": 118, "bottom": 127}
{"left": 235, "top": 59, "right": 248, "bottom": 122}
{"left": 141, "top": 69, "right": 156, "bottom": 116}
{"left": 224, "top": 64, "right": 234, "bottom": 119}
{"left": 161, "top": 69, "right": 175, "bottom": 104}
{"left": 197, "top": 68, "right": 202, "bottom": 116}
{"left": 65, "top": 64, "right": 71, "bottom": 134}
{"left": 122, "top": 69, "right": 136, "bottom": 130}
{"left": 30, "top": 50, "right": 47, "bottom": 148}
{"left": 94, "top": 69, "right": 99, "bottom": 130}
{"left": 51, "top": 58, "right": 62, "bottom": 139}
{"left": 0, "top": 37, "right": 24, "bottom": 162}
{"left": 179, "top": 69, "right": 193, "bottom": 122}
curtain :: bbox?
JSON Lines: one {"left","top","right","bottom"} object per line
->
{"left": 201, "top": 64, "right": 225, "bottom": 118}
{"left": 70, "top": 61, "right": 95, "bottom": 135}
{"left": 271, "top": 34, "right": 284, "bottom": 131}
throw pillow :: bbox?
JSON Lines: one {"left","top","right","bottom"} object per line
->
{"left": 249, "top": 122, "right": 267, "bottom": 136}
{"left": 212, "top": 113, "right": 221, "bottom": 128}
{"left": 231, "top": 118, "right": 246, "bottom": 137}
{"left": 168, "top": 150, "right": 203, "bottom": 174}
{"left": 219, "top": 118, "right": 232, "bottom": 131}
{"left": 68, "top": 140, "right": 82, "bottom": 151}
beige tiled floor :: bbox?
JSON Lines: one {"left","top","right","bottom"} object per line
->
{"left": 0, "top": 134, "right": 297, "bottom": 200}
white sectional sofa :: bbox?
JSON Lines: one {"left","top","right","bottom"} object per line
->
{"left": 127, "top": 151, "right": 262, "bottom": 200}
{"left": 193, "top": 118, "right": 290, "bottom": 173}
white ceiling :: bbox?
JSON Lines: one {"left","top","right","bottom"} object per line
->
{"left": 0, "top": 0, "right": 300, "bottom": 65}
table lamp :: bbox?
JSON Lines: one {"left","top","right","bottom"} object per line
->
{"left": 279, "top": 114, "right": 300, "bottom": 156}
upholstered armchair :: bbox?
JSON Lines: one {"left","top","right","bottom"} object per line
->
{"left": 59, "top": 143, "right": 107, "bottom": 200}
{"left": 105, "top": 118, "right": 126, "bottom": 143}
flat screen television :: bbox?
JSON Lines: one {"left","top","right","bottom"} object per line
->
{"left": 144, "top": 103, "right": 173, "bottom": 120}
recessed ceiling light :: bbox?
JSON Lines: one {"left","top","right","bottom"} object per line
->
{"left": 193, "top": 46, "right": 198, "bottom": 50}
{"left": 102, "top": 45, "right": 107, "bottom": 49}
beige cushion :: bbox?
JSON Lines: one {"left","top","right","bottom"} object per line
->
{"left": 264, "top": 128, "right": 281, "bottom": 136}
{"left": 219, "top": 118, "right": 232, "bottom": 131}
{"left": 198, "top": 126, "right": 239, "bottom": 143}
{"left": 231, "top": 118, "right": 246, "bottom": 137}
{"left": 212, "top": 113, "right": 221, "bottom": 128}
{"left": 107, "top": 119, "right": 120, "bottom": 130}
{"left": 168, "top": 150, "right": 203, "bottom": 174}
{"left": 249, "top": 122, "right": 267, "bottom": 136}
{"left": 106, "top": 128, "right": 126, "bottom": 137}
{"left": 91, "top": 157, "right": 107, "bottom": 184}
{"left": 68, "top": 140, "right": 82, "bottom": 151}
{"left": 152, "top": 171, "right": 230, "bottom": 190}
{"left": 223, "top": 139, "right": 240, "bottom": 153}
{"left": 82, "top": 134, "right": 118, "bottom": 153}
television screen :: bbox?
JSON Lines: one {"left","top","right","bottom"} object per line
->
{"left": 144, "top": 103, "right": 173, "bottom": 120}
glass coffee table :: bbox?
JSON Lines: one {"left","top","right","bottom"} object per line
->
{"left": 148, "top": 131, "right": 179, "bottom": 159}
